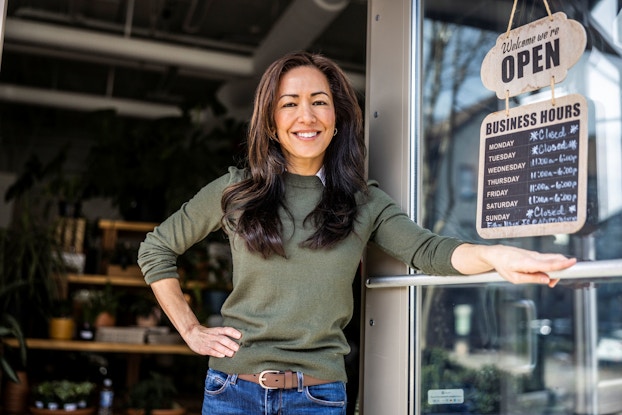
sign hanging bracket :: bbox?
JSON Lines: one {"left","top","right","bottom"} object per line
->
{"left": 506, "top": 0, "right": 555, "bottom": 38}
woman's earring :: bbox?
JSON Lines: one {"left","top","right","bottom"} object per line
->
{"left": 333, "top": 128, "right": 338, "bottom": 137}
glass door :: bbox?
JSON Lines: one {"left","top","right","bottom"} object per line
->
{"left": 362, "top": 1, "right": 622, "bottom": 414}
{"left": 418, "top": 277, "right": 622, "bottom": 415}
{"left": 417, "top": 0, "right": 622, "bottom": 414}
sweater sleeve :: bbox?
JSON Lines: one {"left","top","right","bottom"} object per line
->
{"left": 137, "top": 167, "right": 244, "bottom": 285}
{"left": 366, "top": 182, "right": 465, "bottom": 276}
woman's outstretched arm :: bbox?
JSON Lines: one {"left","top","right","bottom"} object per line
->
{"left": 451, "top": 243, "right": 577, "bottom": 287}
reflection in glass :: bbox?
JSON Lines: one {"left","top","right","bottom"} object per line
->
{"left": 419, "top": 1, "right": 622, "bottom": 413}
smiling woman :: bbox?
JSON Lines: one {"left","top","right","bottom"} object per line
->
{"left": 136, "top": 50, "right": 574, "bottom": 415}
{"left": 273, "top": 66, "right": 337, "bottom": 176}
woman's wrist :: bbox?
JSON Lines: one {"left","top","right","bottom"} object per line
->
{"left": 452, "top": 243, "right": 498, "bottom": 275}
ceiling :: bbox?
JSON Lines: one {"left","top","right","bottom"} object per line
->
{"left": 0, "top": 0, "right": 588, "bottom": 121}
{"left": 0, "top": 0, "right": 368, "bottom": 120}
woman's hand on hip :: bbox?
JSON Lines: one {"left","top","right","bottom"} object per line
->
{"left": 185, "top": 324, "right": 242, "bottom": 358}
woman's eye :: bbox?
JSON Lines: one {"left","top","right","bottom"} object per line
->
{"left": 282, "top": 102, "right": 296, "bottom": 108}
{"left": 313, "top": 100, "right": 327, "bottom": 106}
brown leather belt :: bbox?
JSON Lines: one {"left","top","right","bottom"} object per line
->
{"left": 238, "top": 370, "right": 331, "bottom": 390}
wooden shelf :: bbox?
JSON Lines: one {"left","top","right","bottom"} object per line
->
{"left": 68, "top": 273, "right": 146, "bottom": 287}
{"left": 66, "top": 273, "right": 210, "bottom": 290}
{"left": 98, "top": 220, "right": 159, "bottom": 233}
{"left": 99, "top": 219, "right": 158, "bottom": 251}
{"left": 3, "top": 338, "right": 195, "bottom": 355}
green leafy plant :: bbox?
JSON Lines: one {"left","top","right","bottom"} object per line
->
{"left": 126, "top": 372, "right": 181, "bottom": 413}
{"left": 0, "top": 212, "right": 66, "bottom": 338}
{"left": 33, "top": 380, "right": 96, "bottom": 409}
{"left": 0, "top": 313, "right": 27, "bottom": 383}
{"left": 84, "top": 283, "right": 122, "bottom": 322}
{"left": 50, "top": 299, "right": 74, "bottom": 318}
{"left": 0, "top": 158, "right": 70, "bottom": 381}
{"left": 1, "top": 148, "right": 71, "bottom": 336}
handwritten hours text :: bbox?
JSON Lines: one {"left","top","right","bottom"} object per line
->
{"left": 482, "top": 118, "right": 580, "bottom": 228}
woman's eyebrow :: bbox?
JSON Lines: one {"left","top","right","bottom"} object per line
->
{"left": 278, "top": 91, "right": 330, "bottom": 100}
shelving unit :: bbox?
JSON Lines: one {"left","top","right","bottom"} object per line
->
{"left": 1, "top": 216, "right": 232, "bottom": 415}
{"left": 14, "top": 220, "right": 216, "bottom": 390}
{"left": 67, "top": 273, "right": 208, "bottom": 289}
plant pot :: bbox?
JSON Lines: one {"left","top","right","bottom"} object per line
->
{"left": 49, "top": 317, "right": 75, "bottom": 340}
{"left": 94, "top": 312, "right": 116, "bottom": 328}
{"left": 2, "top": 370, "right": 29, "bottom": 414}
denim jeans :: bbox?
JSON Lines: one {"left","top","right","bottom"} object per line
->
{"left": 202, "top": 368, "right": 347, "bottom": 415}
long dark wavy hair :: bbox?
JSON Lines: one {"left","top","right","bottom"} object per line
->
{"left": 221, "top": 51, "right": 367, "bottom": 258}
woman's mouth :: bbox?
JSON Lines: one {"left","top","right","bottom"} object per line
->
{"left": 295, "top": 131, "right": 319, "bottom": 140}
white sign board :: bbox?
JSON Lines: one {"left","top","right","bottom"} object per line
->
{"left": 481, "top": 12, "right": 586, "bottom": 99}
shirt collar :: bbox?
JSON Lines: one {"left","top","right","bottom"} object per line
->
{"left": 316, "top": 166, "right": 326, "bottom": 186}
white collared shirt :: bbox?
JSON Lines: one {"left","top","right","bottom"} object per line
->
{"left": 316, "top": 166, "right": 326, "bottom": 186}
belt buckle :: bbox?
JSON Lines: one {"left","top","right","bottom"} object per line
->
{"left": 258, "top": 370, "right": 281, "bottom": 390}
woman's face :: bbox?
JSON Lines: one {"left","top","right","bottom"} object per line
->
{"left": 274, "top": 65, "right": 336, "bottom": 176}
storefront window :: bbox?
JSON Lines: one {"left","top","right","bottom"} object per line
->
{"left": 419, "top": 1, "right": 622, "bottom": 414}
{"left": 420, "top": 0, "right": 622, "bottom": 262}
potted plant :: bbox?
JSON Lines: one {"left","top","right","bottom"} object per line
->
{"left": 0, "top": 215, "right": 66, "bottom": 338}
{"left": 0, "top": 313, "right": 29, "bottom": 414}
{"left": 129, "top": 294, "right": 161, "bottom": 328}
{"left": 48, "top": 299, "right": 76, "bottom": 340}
{"left": 0, "top": 313, "right": 26, "bottom": 384}
{"left": 125, "top": 372, "right": 185, "bottom": 415}
{"left": 0, "top": 206, "right": 66, "bottom": 413}
{"left": 1, "top": 152, "right": 70, "bottom": 340}
{"left": 32, "top": 379, "right": 96, "bottom": 411}
{"left": 86, "top": 284, "right": 122, "bottom": 328}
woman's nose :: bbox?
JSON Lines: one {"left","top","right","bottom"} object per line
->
{"left": 297, "top": 103, "right": 316, "bottom": 123}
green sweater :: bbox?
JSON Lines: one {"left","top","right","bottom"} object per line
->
{"left": 138, "top": 166, "right": 463, "bottom": 382}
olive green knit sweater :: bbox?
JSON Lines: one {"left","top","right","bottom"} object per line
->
{"left": 138, "top": 166, "right": 463, "bottom": 382}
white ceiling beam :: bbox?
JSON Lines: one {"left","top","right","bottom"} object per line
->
{"left": 0, "top": 84, "right": 183, "bottom": 119}
{"left": 4, "top": 18, "right": 254, "bottom": 77}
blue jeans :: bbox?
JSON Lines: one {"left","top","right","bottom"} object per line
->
{"left": 202, "top": 369, "right": 347, "bottom": 415}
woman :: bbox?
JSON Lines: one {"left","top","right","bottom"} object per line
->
{"left": 137, "top": 51, "right": 576, "bottom": 414}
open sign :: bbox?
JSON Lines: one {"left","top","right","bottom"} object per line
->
{"left": 481, "top": 12, "right": 586, "bottom": 99}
